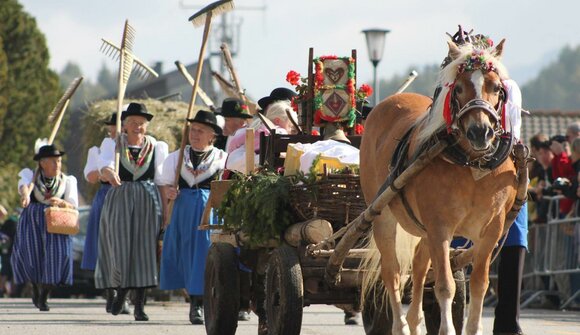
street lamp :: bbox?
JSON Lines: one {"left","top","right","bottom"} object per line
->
{"left": 362, "top": 28, "right": 390, "bottom": 106}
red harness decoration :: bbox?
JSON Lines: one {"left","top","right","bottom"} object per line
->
{"left": 443, "top": 82, "right": 455, "bottom": 133}
{"left": 500, "top": 81, "right": 508, "bottom": 131}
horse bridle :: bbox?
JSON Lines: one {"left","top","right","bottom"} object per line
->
{"left": 449, "top": 83, "right": 507, "bottom": 135}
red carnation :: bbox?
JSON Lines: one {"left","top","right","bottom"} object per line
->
{"left": 286, "top": 70, "right": 301, "bottom": 86}
{"left": 354, "top": 124, "right": 364, "bottom": 135}
{"left": 359, "top": 84, "right": 373, "bottom": 97}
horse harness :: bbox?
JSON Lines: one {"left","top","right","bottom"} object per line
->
{"left": 386, "top": 125, "right": 515, "bottom": 233}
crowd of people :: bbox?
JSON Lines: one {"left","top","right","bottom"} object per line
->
{"left": 0, "top": 27, "right": 577, "bottom": 335}
{"left": 526, "top": 122, "right": 580, "bottom": 309}
{"left": 2, "top": 89, "right": 304, "bottom": 330}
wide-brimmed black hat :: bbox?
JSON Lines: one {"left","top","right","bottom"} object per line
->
{"left": 218, "top": 98, "right": 252, "bottom": 119}
{"left": 103, "top": 112, "right": 119, "bottom": 125}
{"left": 258, "top": 87, "right": 297, "bottom": 111}
{"left": 121, "top": 103, "right": 154, "bottom": 121}
{"left": 187, "top": 110, "right": 223, "bottom": 135}
{"left": 361, "top": 105, "right": 373, "bottom": 120}
{"left": 34, "top": 144, "right": 65, "bottom": 161}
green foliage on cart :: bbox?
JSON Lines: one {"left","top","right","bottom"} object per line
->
{"left": 216, "top": 171, "right": 299, "bottom": 247}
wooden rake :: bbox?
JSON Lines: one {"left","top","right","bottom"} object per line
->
{"left": 47, "top": 77, "right": 84, "bottom": 145}
{"left": 166, "top": 0, "right": 234, "bottom": 227}
{"left": 100, "top": 20, "right": 159, "bottom": 172}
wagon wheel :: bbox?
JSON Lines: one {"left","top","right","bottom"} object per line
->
{"left": 265, "top": 244, "right": 304, "bottom": 335}
{"left": 204, "top": 243, "right": 240, "bottom": 335}
{"left": 362, "top": 284, "right": 393, "bottom": 335}
{"left": 423, "top": 269, "right": 466, "bottom": 335}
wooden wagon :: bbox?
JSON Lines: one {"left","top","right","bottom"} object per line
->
{"left": 201, "top": 48, "right": 476, "bottom": 335}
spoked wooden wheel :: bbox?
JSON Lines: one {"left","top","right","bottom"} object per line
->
{"left": 265, "top": 244, "right": 304, "bottom": 335}
{"left": 204, "top": 243, "right": 240, "bottom": 335}
{"left": 362, "top": 284, "right": 393, "bottom": 335}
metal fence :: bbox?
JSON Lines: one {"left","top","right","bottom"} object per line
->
{"left": 488, "top": 196, "right": 580, "bottom": 310}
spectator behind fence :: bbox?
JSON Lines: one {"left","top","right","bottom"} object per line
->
{"left": 550, "top": 134, "right": 575, "bottom": 216}
{"left": 529, "top": 140, "right": 555, "bottom": 223}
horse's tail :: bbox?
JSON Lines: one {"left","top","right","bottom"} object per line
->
{"left": 359, "top": 223, "right": 419, "bottom": 311}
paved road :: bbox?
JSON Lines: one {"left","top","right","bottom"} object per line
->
{"left": 0, "top": 298, "right": 578, "bottom": 335}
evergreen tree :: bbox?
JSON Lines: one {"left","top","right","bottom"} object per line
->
{"left": 97, "top": 63, "right": 117, "bottom": 96}
{"left": 522, "top": 45, "right": 580, "bottom": 110}
{"left": 377, "top": 64, "right": 440, "bottom": 103}
{"left": 0, "top": 0, "right": 61, "bottom": 210}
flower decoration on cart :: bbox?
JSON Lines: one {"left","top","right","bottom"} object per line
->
{"left": 285, "top": 55, "right": 373, "bottom": 128}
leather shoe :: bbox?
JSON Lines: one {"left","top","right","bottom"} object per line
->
{"left": 189, "top": 305, "right": 203, "bottom": 325}
{"left": 238, "top": 311, "right": 251, "bottom": 321}
{"left": 344, "top": 311, "right": 358, "bottom": 325}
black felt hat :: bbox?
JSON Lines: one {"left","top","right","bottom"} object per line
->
{"left": 103, "top": 112, "right": 118, "bottom": 125}
{"left": 257, "top": 87, "right": 297, "bottom": 111}
{"left": 361, "top": 105, "right": 373, "bottom": 119}
{"left": 121, "top": 103, "right": 154, "bottom": 121}
{"left": 34, "top": 144, "right": 65, "bottom": 161}
{"left": 218, "top": 98, "right": 253, "bottom": 119}
{"left": 187, "top": 110, "right": 223, "bottom": 135}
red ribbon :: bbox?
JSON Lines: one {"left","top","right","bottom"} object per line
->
{"left": 443, "top": 83, "right": 455, "bottom": 133}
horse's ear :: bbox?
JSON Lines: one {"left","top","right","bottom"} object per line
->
{"left": 447, "top": 41, "right": 462, "bottom": 60}
{"left": 491, "top": 39, "right": 506, "bottom": 59}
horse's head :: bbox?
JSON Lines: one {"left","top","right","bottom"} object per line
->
{"left": 445, "top": 40, "right": 507, "bottom": 152}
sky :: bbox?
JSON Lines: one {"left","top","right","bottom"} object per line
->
{"left": 18, "top": 0, "right": 580, "bottom": 101}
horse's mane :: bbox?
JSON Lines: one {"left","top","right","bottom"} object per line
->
{"left": 414, "top": 42, "right": 509, "bottom": 146}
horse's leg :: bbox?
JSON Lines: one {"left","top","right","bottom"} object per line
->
{"left": 374, "top": 210, "right": 411, "bottom": 335}
{"left": 427, "top": 234, "right": 456, "bottom": 335}
{"left": 407, "top": 238, "right": 430, "bottom": 335}
{"left": 465, "top": 227, "right": 502, "bottom": 335}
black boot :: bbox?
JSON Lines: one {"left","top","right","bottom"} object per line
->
{"left": 189, "top": 295, "right": 203, "bottom": 325}
{"left": 133, "top": 288, "right": 149, "bottom": 321}
{"left": 493, "top": 246, "right": 526, "bottom": 335}
{"left": 31, "top": 283, "right": 40, "bottom": 308}
{"left": 105, "top": 289, "right": 115, "bottom": 313}
{"left": 37, "top": 285, "right": 52, "bottom": 312}
{"left": 111, "top": 288, "right": 129, "bottom": 316}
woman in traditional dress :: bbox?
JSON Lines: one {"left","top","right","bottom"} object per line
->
{"left": 159, "top": 110, "right": 227, "bottom": 325}
{"left": 12, "top": 143, "right": 78, "bottom": 311}
{"left": 95, "top": 103, "right": 168, "bottom": 321}
{"left": 81, "top": 113, "right": 130, "bottom": 314}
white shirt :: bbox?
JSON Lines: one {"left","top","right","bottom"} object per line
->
{"left": 98, "top": 136, "right": 168, "bottom": 185}
{"left": 503, "top": 79, "right": 523, "bottom": 141}
{"left": 18, "top": 168, "right": 79, "bottom": 208}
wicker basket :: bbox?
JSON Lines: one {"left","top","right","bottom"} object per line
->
{"left": 45, "top": 207, "right": 79, "bottom": 235}
{"left": 289, "top": 173, "right": 366, "bottom": 228}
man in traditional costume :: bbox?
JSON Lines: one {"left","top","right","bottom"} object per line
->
{"left": 158, "top": 110, "right": 227, "bottom": 325}
{"left": 12, "top": 143, "right": 78, "bottom": 311}
{"left": 95, "top": 103, "right": 168, "bottom": 321}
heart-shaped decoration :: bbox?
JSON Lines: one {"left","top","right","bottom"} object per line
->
{"left": 325, "top": 92, "right": 346, "bottom": 115}
{"left": 325, "top": 68, "right": 345, "bottom": 84}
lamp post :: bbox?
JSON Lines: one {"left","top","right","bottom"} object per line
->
{"left": 362, "top": 28, "right": 390, "bottom": 106}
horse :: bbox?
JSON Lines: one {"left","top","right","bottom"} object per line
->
{"left": 359, "top": 39, "right": 519, "bottom": 335}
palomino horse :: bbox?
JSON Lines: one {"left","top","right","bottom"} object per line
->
{"left": 360, "top": 40, "right": 518, "bottom": 335}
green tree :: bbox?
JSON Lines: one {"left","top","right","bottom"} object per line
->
{"left": 522, "top": 45, "right": 580, "bottom": 110}
{"left": 0, "top": 0, "right": 61, "bottom": 210}
{"left": 97, "top": 63, "right": 117, "bottom": 96}
{"left": 377, "top": 64, "right": 440, "bottom": 103}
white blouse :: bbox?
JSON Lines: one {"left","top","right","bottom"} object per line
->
{"left": 97, "top": 136, "right": 168, "bottom": 185}
{"left": 17, "top": 168, "right": 79, "bottom": 208}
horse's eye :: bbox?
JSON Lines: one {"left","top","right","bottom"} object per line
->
{"left": 493, "top": 84, "right": 501, "bottom": 93}
{"left": 454, "top": 86, "right": 463, "bottom": 94}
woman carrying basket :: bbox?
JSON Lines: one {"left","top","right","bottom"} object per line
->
{"left": 12, "top": 143, "right": 78, "bottom": 311}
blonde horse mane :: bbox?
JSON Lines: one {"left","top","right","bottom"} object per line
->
{"left": 360, "top": 225, "right": 419, "bottom": 311}
{"left": 414, "top": 42, "right": 510, "bottom": 147}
